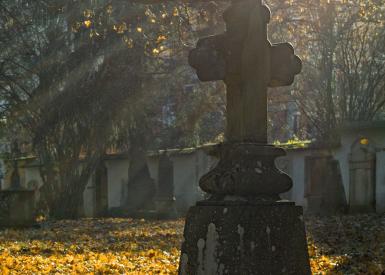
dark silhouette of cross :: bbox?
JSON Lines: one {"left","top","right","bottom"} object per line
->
{"left": 179, "top": 3, "right": 311, "bottom": 273}
{"left": 189, "top": 0, "right": 301, "bottom": 144}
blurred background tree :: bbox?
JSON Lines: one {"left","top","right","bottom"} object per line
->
{"left": 268, "top": 0, "right": 385, "bottom": 143}
{"left": 0, "top": 0, "right": 226, "bottom": 218}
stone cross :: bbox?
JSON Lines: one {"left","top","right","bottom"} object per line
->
{"left": 179, "top": 2, "right": 310, "bottom": 273}
{"left": 188, "top": 0, "right": 302, "bottom": 199}
{"left": 189, "top": 0, "right": 301, "bottom": 144}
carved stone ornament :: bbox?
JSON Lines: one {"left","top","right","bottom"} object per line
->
{"left": 199, "top": 144, "right": 292, "bottom": 200}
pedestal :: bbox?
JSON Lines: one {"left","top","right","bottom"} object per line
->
{"left": 179, "top": 201, "right": 310, "bottom": 275}
{"left": 198, "top": 144, "right": 292, "bottom": 199}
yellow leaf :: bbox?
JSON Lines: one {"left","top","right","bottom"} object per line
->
{"left": 84, "top": 20, "right": 92, "bottom": 28}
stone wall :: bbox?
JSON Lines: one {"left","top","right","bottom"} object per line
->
{"left": 376, "top": 151, "right": 385, "bottom": 213}
{"left": 276, "top": 122, "right": 385, "bottom": 214}
{"left": 104, "top": 158, "right": 130, "bottom": 210}
{"left": 83, "top": 148, "right": 217, "bottom": 217}
{"left": 335, "top": 122, "right": 385, "bottom": 213}
{"left": 276, "top": 149, "right": 347, "bottom": 214}
{"left": 3, "top": 123, "right": 385, "bottom": 217}
{"left": 82, "top": 177, "right": 96, "bottom": 217}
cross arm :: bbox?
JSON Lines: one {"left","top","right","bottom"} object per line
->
{"left": 269, "top": 43, "right": 302, "bottom": 87}
{"left": 188, "top": 34, "right": 226, "bottom": 82}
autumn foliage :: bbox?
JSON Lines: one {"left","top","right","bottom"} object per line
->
{"left": 0, "top": 219, "right": 184, "bottom": 274}
{"left": 0, "top": 215, "right": 384, "bottom": 274}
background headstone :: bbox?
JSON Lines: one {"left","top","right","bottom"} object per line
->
{"left": 305, "top": 155, "right": 347, "bottom": 215}
{"left": 126, "top": 147, "right": 156, "bottom": 213}
{"left": 0, "top": 189, "right": 36, "bottom": 227}
{"left": 155, "top": 152, "right": 177, "bottom": 218}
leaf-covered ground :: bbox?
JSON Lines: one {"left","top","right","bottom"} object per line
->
{"left": 0, "top": 214, "right": 383, "bottom": 274}
{"left": 306, "top": 214, "right": 384, "bottom": 274}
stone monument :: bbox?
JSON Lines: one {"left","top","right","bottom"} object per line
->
{"left": 0, "top": 154, "right": 36, "bottom": 227}
{"left": 155, "top": 151, "right": 178, "bottom": 218}
{"left": 126, "top": 146, "right": 156, "bottom": 214}
{"left": 179, "top": 0, "right": 310, "bottom": 274}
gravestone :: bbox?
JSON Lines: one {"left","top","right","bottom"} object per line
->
{"left": 155, "top": 151, "right": 178, "bottom": 218}
{"left": 179, "top": 0, "right": 310, "bottom": 274}
{"left": 0, "top": 189, "right": 36, "bottom": 227}
{"left": 126, "top": 148, "right": 156, "bottom": 213}
{"left": 10, "top": 160, "right": 21, "bottom": 189}
{"left": 0, "top": 160, "right": 36, "bottom": 227}
{"left": 305, "top": 155, "right": 347, "bottom": 215}
{"left": 95, "top": 163, "right": 108, "bottom": 217}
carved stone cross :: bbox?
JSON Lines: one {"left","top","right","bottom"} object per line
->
{"left": 179, "top": 2, "right": 311, "bottom": 273}
{"left": 189, "top": 0, "right": 301, "bottom": 144}
{"left": 188, "top": 0, "right": 302, "bottom": 199}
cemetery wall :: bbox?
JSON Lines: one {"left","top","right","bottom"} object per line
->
{"left": 334, "top": 123, "right": 385, "bottom": 212}
{"left": 280, "top": 122, "right": 385, "bottom": 213}
{"left": 169, "top": 149, "right": 215, "bottom": 213}
{"left": 376, "top": 151, "right": 385, "bottom": 212}
{"left": 146, "top": 157, "right": 159, "bottom": 189}
{"left": 277, "top": 149, "right": 308, "bottom": 207}
{"left": 334, "top": 127, "right": 384, "bottom": 201}
{"left": 104, "top": 158, "right": 130, "bottom": 209}
{"left": 83, "top": 177, "right": 96, "bottom": 217}
{"left": 2, "top": 123, "right": 385, "bottom": 217}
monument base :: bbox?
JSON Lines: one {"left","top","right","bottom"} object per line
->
{"left": 179, "top": 201, "right": 311, "bottom": 275}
